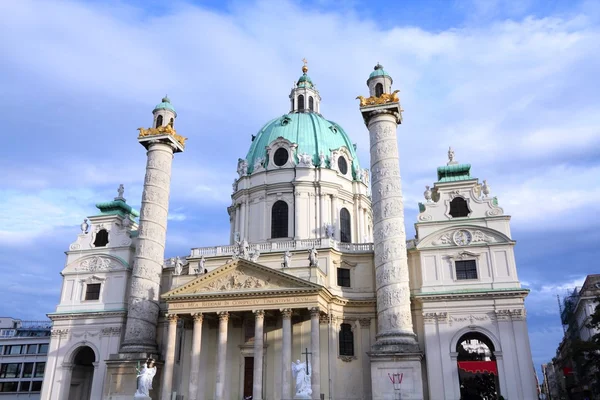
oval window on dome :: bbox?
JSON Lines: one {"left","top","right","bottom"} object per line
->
{"left": 338, "top": 156, "right": 348, "bottom": 175}
{"left": 274, "top": 148, "right": 289, "bottom": 167}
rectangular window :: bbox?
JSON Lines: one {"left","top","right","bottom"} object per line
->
{"left": 31, "top": 380, "right": 42, "bottom": 392}
{"left": 27, "top": 344, "right": 37, "bottom": 354}
{"left": 0, "top": 345, "right": 3, "bottom": 355}
{"left": 38, "top": 344, "right": 48, "bottom": 354}
{"left": 22, "top": 362, "right": 34, "bottom": 378}
{"left": 337, "top": 268, "right": 351, "bottom": 287}
{"left": 0, "top": 381, "right": 19, "bottom": 392}
{"left": 455, "top": 260, "right": 478, "bottom": 280}
{"left": 339, "top": 323, "right": 354, "bottom": 356}
{"left": 34, "top": 362, "right": 45, "bottom": 378}
{"left": 85, "top": 283, "right": 101, "bottom": 300}
{"left": 19, "top": 381, "right": 31, "bottom": 392}
{"left": 5, "top": 345, "right": 23, "bottom": 355}
{"left": 0, "top": 363, "right": 21, "bottom": 378}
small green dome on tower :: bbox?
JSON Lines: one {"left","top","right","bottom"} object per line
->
{"left": 368, "top": 63, "right": 392, "bottom": 82}
{"left": 153, "top": 95, "right": 177, "bottom": 116}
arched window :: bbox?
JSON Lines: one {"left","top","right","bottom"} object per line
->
{"left": 456, "top": 332, "right": 499, "bottom": 399}
{"left": 339, "top": 323, "right": 354, "bottom": 356}
{"left": 449, "top": 197, "right": 470, "bottom": 218}
{"left": 298, "top": 95, "right": 305, "bottom": 111}
{"left": 93, "top": 229, "right": 109, "bottom": 247}
{"left": 271, "top": 201, "right": 289, "bottom": 238}
{"left": 155, "top": 115, "right": 163, "bottom": 128}
{"left": 340, "top": 208, "right": 351, "bottom": 243}
{"left": 169, "top": 118, "right": 174, "bottom": 127}
{"left": 375, "top": 83, "right": 384, "bottom": 97}
{"left": 309, "top": 96, "right": 314, "bottom": 111}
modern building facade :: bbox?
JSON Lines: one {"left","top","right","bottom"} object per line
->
{"left": 0, "top": 318, "right": 51, "bottom": 399}
{"left": 545, "top": 274, "right": 600, "bottom": 400}
{"left": 40, "top": 63, "right": 538, "bottom": 400}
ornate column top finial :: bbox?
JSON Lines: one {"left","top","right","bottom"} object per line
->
{"left": 115, "top": 184, "right": 125, "bottom": 201}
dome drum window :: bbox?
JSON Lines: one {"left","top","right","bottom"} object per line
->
{"left": 273, "top": 148, "right": 289, "bottom": 167}
{"left": 264, "top": 137, "right": 298, "bottom": 170}
{"left": 338, "top": 157, "right": 348, "bottom": 175}
{"left": 271, "top": 201, "right": 289, "bottom": 239}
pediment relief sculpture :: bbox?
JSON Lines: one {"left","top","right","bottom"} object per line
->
{"left": 191, "top": 267, "right": 302, "bottom": 294}
{"left": 420, "top": 227, "right": 509, "bottom": 249}
{"left": 66, "top": 255, "right": 128, "bottom": 273}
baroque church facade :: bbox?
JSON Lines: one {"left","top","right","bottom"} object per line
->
{"left": 40, "top": 63, "right": 538, "bottom": 400}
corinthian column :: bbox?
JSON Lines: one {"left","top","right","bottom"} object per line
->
{"left": 189, "top": 313, "right": 203, "bottom": 400}
{"left": 161, "top": 314, "right": 178, "bottom": 400}
{"left": 361, "top": 95, "right": 418, "bottom": 353}
{"left": 281, "top": 309, "right": 292, "bottom": 399}
{"left": 121, "top": 128, "right": 185, "bottom": 353}
{"left": 215, "top": 311, "right": 229, "bottom": 400}
{"left": 309, "top": 307, "right": 321, "bottom": 399}
{"left": 253, "top": 310, "right": 265, "bottom": 400}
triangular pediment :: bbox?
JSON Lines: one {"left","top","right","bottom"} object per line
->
{"left": 162, "top": 259, "right": 321, "bottom": 300}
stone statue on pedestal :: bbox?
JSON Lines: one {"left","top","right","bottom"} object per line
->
{"left": 134, "top": 358, "right": 156, "bottom": 399}
{"left": 292, "top": 359, "right": 312, "bottom": 399}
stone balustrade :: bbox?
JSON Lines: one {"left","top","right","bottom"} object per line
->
{"left": 189, "top": 238, "right": 374, "bottom": 258}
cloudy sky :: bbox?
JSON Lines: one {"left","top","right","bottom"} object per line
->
{"left": 1, "top": 0, "right": 599, "bottom": 380}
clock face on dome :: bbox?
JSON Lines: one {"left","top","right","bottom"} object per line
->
{"left": 453, "top": 230, "right": 472, "bottom": 246}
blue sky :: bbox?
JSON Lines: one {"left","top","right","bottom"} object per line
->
{"left": 1, "top": 0, "right": 599, "bottom": 380}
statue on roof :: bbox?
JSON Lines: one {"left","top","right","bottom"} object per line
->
{"left": 447, "top": 147, "right": 457, "bottom": 165}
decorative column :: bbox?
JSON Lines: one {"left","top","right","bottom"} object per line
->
{"left": 121, "top": 123, "right": 185, "bottom": 353}
{"left": 59, "top": 363, "right": 73, "bottom": 400}
{"left": 235, "top": 203, "right": 241, "bottom": 237}
{"left": 361, "top": 90, "right": 417, "bottom": 350}
{"left": 253, "top": 310, "right": 265, "bottom": 400}
{"left": 244, "top": 197, "right": 250, "bottom": 239}
{"left": 359, "top": 64, "right": 423, "bottom": 399}
{"left": 281, "top": 309, "right": 293, "bottom": 399}
{"left": 239, "top": 201, "right": 246, "bottom": 239}
{"left": 319, "top": 190, "right": 326, "bottom": 238}
{"left": 215, "top": 311, "right": 229, "bottom": 400}
{"left": 160, "top": 314, "right": 178, "bottom": 400}
{"left": 188, "top": 313, "right": 203, "bottom": 400}
{"left": 310, "top": 307, "right": 321, "bottom": 399}
{"left": 330, "top": 195, "right": 339, "bottom": 241}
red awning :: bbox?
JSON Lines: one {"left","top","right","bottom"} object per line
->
{"left": 458, "top": 361, "right": 498, "bottom": 375}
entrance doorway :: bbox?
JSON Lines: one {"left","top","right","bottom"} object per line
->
{"left": 243, "top": 356, "right": 254, "bottom": 399}
{"left": 68, "top": 346, "right": 95, "bottom": 400}
{"left": 456, "top": 332, "right": 500, "bottom": 400}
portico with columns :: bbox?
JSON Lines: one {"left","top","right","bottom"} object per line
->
{"left": 159, "top": 259, "right": 376, "bottom": 400}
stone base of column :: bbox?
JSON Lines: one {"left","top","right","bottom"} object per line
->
{"left": 368, "top": 352, "right": 424, "bottom": 400}
{"left": 104, "top": 353, "right": 163, "bottom": 400}
{"left": 372, "top": 331, "right": 420, "bottom": 353}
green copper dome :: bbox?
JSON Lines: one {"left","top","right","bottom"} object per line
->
{"left": 246, "top": 113, "right": 361, "bottom": 177}
{"left": 153, "top": 96, "right": 177, "bottom": 116}
{"left": 368, "top": 63, "right": 392, "bottom": 82}
{"left": 297, "top": 73, "right": 313, "bottom": 88}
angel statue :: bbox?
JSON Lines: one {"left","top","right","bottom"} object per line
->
{"left": 308, "top": 246, "right": 319, "bottom": 267}
{"left": 292, "top": 359, "right": 312, "bottom": 398}
{"left": 134, "top": 358, "right": 157, "bottom": 398}
{"left": 173, "top": 257, "right": 184, "bottom": 276}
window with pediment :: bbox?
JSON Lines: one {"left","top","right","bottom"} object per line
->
{"left": 93, "top": 229, "right": 109, "bottom": 247}
{"left": 449, "top": 197, "right": 470, "bottom": 218}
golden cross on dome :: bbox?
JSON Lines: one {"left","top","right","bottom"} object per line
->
{"left": 302, "top": 58, "right": 308, "bottom": 73}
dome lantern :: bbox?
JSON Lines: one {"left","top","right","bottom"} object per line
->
{"left": 152, "top": 95, "right": 177, "bottom": 129}
{"left": 289, "top": 59, "right": 321, "bottom": 114}
{"left": 367, "top": 63, "right": 393, "bottom": 98}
